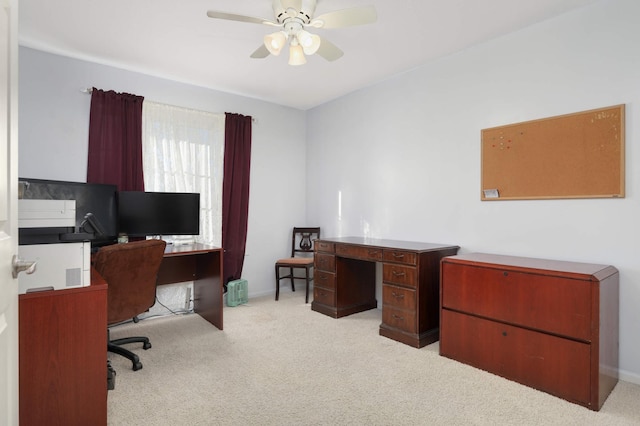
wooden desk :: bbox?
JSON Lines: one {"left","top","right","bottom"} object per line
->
{"left": 18, "top": 242, "right": 223, "bottom": 426}
{"left": 158, "top": 243, "right": 224, "bottom": 330}
{"left": 312, "top": 237, "right": 459, "bottom": 348}
{"left": 19, "top": 268, "right": 108, "bottom": 426}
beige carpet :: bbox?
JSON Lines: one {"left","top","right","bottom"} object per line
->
{"left": 107, "top": 292, "right": 640, "bottom": 425}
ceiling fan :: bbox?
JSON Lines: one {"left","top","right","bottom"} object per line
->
{"left": 206, "top": 0, "right": 377, "bottom": 66}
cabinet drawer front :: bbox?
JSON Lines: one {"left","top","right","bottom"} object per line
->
{"left": 314, "top": 253, "right": 336, "bottom": 272}
{"left": 315, "top": 241, "right": 335, "bottom": 253}
{"left": 382, "top": 250, "right": 417, "bottom": 265}
{"left": 382, "top": 264, "right": 417, "bottom": 287}
{"left": 314, "top": 270, "right": 336, "bottom": 290}
{"left": 335, "top": 244, "right": 383, "bottom": 261}
{"left": 382, "top": 284, "right": 416, "bottom": 310}
{"left": 441, "top": 263, "right": 592, "bottom": 341}
{"left": 382, "top": 306, "right": 417, "bottom": 333}
{"left": 313, "top": 287, "right": 335, "bottom": 305}
{"left": 440, "top": 309, "right": 591, "bottom": 406}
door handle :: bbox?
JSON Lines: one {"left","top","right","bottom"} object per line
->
{"left": 12, "top": 255, "right": 37, "bottom": 279}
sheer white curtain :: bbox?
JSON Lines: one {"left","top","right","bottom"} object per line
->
{"left": 142, "top": 101, "right": 224, "bottom": 245}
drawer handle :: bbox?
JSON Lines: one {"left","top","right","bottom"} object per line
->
{"left": 368, "top": 249, "right": 381, "bottom": 256}
{"left": 502, "top": 331, "right": 507, "bottom": 337}
{"left": 392, "top": 253, "right": 405, "bottom": 259}
{"left": 392, "top": 270, "right": 406, "bottom": 278}
{"left": 503, "top": 271, "right": 509, "bottom": 277}
{"left": 392, "top": 314, "right": 404, "bottom": 320}
{"left": 391, "top": 292, "right": 404, "bottom": 300}
{"left": 319, "top": 275, "right": 327, "bottom": 281}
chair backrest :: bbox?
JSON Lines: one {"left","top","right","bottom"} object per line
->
{"left": 291, "top": 227, "right": 320, "bottom": 257}
{"left": 92, "top": 239, "right": 167, "bottom": 325}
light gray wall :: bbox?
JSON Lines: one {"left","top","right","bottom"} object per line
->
{"left": 18, "top": 47, "right": 307, "bottom": 299}
{"left": 307, "top": 0, "right": 640, "bottom": 383}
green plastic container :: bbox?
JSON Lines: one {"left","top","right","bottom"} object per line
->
{"left": 227, "top": 279, "right": 248, "bottom": 307}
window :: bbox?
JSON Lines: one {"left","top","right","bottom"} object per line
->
{"left": 141, "top": 101, "right": 224, "bottom": 245}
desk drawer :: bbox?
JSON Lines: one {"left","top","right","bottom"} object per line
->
{"left": 315, "top": 241, "right": 335, "bottom": 253}
{"left": 315, "top": 253, "right": 335, "bottom": 272}
{"left": 313, "top": 287, "right": 335, "bottom": 306}
{"left": 382, "top": 264, "right": 417, "bottom": 287}
{"left": 314, "top": 270, "right": 336, "bottom": 290}
{"left": 382, "top": 306, "right": 417, "bottom": 333}
{"left": 383, "top": 250, "right": 417, "bottom": 265}
{"left": 440, "top": 309, "right": 591, "bottom": 406}
{"left": 441, "top": 262, "right": 591, "bottom": 341}
{"left": 383, "top": 284, "right": 416, "bottom": 310}
{"left": 335, "top": 244, "right": 383, "bottom": 261}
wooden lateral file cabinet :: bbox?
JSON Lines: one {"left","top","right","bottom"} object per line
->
{"left": 312, "top": 237, "right": 459, "bottom": 348}
{"left": 19, "top": 270, "right": 108, "bottom": 426}
{"left": 440, "top": 253, "right": 619, "bottom": 410}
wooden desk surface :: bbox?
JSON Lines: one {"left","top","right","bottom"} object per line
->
{"left": 163, "top": 242, "right": 222, "bottom": 257}
{"left": 318, "top": 236, "right": 458, "bottom": 253}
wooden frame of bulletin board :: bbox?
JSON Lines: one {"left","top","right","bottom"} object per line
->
{"left": 481, "top": 105, "right": 625, "bottom": 200}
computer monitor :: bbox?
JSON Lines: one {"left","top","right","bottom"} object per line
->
{"left": 117, "top": 191, "right": 200, "bottom": 237}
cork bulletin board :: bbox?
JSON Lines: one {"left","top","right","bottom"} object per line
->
{"left": 481, "top": 105, "right": 625, "bottom": 200}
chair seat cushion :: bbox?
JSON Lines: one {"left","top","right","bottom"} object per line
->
{"left": 276, "top": 257, "right": 313, "bottom": 266}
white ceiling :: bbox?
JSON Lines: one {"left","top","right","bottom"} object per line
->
{"left": 19, "top": 0, "right": 600, "bottom": 110}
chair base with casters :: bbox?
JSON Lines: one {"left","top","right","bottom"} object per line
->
{"left": 107, "top": 360, "right": 116, "bottom": 390}
{"left": 275, "top": 227, "right": 320, "bottom": 304}
{"left": 107, "top": 328, "right": 151, "bottom": 371}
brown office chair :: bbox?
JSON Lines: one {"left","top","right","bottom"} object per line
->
{"left": 92, "top": 239, "right": 167, "bottom": 371}
{"left": 275, "top": 227, "right": 320, "bottom": 304}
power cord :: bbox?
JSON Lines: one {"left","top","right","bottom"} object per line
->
{"left": 153, "top": 295, "right": 194, "bottom": 316}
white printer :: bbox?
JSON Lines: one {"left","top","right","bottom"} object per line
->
{"left": 18, "top": 199, "right": 91, "bottom": 294}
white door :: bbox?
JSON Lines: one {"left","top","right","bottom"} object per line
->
{"left": 1, "top": 1, "right": 19, "bottom": 425}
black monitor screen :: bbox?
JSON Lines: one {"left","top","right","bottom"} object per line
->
{"left": 18, "top": 178, "right": 118, "bottom": 246}
{"left": 117, "top": 191, "right": 200, "bottom": 237}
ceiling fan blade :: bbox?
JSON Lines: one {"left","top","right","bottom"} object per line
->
{"left": 310, "top": 6, "right": 377, "bottom": 29}
{"left": 206, "top": 11, "right": 278, "bottom": 27}
{"left": 315, "top": 37, "right": 344, "bottom": 62}
{"left": 250, "top": 44, "right": 271, "bottom": 59}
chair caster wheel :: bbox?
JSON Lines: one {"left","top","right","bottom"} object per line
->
{"left": 132, "top": 362, "right": 143, "bottom": 371}
{"left": 143, "top": 342, "right": 152, "bottom": 350}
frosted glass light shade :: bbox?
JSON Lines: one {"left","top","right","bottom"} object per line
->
{"left": 264, "top": 31, "right": 288, "bottom": 56}
{"left": 288, "top": 44, "right": 306, "bottom": 66}
{"left": 297, "top": 30, "right": 321, "bottom": 55}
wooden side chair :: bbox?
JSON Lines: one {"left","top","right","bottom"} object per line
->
{"left": 275, "top": 227, "right": 320, "bottom": 303}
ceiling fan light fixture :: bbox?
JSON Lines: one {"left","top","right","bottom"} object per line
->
{"left": 288, "top": 44, "right": 307, "bottom": 66}
{"left": 207, "top": 1, "right": 378, "bottom": 64}
{"left": 297, "top": 30, "right": 321, "bottom": 55}
{"left": 264, "top": 31, "right": 288, "bottom": 56}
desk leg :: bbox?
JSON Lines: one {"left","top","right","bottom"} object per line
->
{"left": 193, "top": 251, "right": 223, "bottom": 330}
{"left": 157, "top": 251, "right": 223, "bottom": 330}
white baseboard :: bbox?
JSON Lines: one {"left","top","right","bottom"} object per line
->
{"left": 619, "top": 369, "right": 640, "bottom": 386}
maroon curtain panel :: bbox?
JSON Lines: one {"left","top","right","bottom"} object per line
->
{"left": 87, "top": 88, "right": 145, "bottom": 191}
{"left": 222, "top": 113, "right": 252, "bottom": 285}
